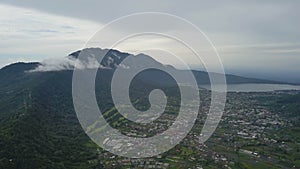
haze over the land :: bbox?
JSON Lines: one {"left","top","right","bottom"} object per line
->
{"left": 0, "top": 0, "right": 299, "bottom": 83}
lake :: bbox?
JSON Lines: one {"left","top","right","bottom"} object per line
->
{"left": 199, "top": 83, "right": 300, "bottom": 92}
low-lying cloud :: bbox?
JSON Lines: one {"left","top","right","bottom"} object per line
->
{"left": 29, "top": 56, "right": 106, "bottom": 72}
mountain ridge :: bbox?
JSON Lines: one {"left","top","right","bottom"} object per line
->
{"left": 1, "top": 48, "right": 291, "bottom": 85}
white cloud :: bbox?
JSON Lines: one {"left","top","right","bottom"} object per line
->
{"left": 29, "top": 56, "right": 104, "bottom": 72}
{"left": 0, "top": 4, "right": 102, "bottom": 67}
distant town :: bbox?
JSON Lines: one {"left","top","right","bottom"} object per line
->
{"left": 88, "top": 90, "right": 300, "bottom": 168}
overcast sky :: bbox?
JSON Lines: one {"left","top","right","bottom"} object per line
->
{"left": 0, "top": 0, "right": 299, "bottom": 83}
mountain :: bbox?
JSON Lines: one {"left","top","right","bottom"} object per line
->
{"left": 67, "top": 48, "right": 281, "bottom": 85}
{"left": 0, "top": 48, "right": 290, "bottom": 168}
{"left": 0, "top": 64, "right": 98, "bottom": 168}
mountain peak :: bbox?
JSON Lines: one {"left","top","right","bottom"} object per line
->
{"left": 1, "top": 62, "right": 40, "bottom": 73}
{"left": 68, "top": 48, "right": 165, "bottom": 70}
